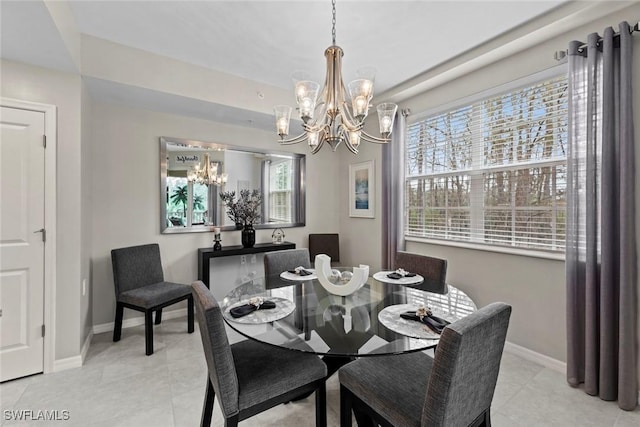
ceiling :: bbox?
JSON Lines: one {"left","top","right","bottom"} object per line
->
{"left": 2, "top": 0, "right": 566, "bottom": 96}
{"left": 67, "top": 0, "right": 565, "bottom": 95}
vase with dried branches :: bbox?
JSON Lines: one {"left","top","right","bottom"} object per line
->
{"left": 219, "top": 189, "right": 263, "bottom": 248}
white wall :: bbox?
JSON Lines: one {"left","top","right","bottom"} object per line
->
{"left": 339, "top": 4, "right": 640, "bottom": 366}
{"left": 0, "top": 59, "right": 83, "bottom": 360}
{"left": 89, "top": 101, "right": 340, "bottom": 327}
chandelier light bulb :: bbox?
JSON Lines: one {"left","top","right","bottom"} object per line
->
{"left": 353, "top": 96, "right": 367, "bottom": 117}
{"left": 381, "top": 116, "right": 391, "bottom": 130}
{"left": 349, "top": 131, "right": 361, "bottom": 149}
{"left": 308, "top": 131, "right": 320, "bottom": 148}
{"left": 277, "top": 118, "right": 288, "bottom": 134}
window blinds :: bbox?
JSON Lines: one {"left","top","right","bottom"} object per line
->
{"left": 405, "top": 75, "right": 568, "bottom": 252}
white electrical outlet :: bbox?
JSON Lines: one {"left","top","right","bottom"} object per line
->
{"left": 82, "top": 279, "right": 87, "bottom": 296}
{"left": 250, "top": 255, "right": 256, "bottom": 264}
{"left": 240, "top": 255, "right": 247, "bottom": 265}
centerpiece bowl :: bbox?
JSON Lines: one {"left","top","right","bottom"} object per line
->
{"left": 314, "top": 254, "right": 369, "bottom": 296}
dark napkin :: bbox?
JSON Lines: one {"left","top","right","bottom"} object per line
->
{"left": 400, "top": 311, "right": 450, "bottom": 334}
{"left": 387, "top": 272, "right": 417, "bottom": 280}
{"left": 287, "top": 269, "right": 313, "bottom": 276}
{"left": 230, "top": 300, "right": 276, "bottom": 318}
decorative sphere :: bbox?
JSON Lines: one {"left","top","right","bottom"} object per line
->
{"left": 340, "top": 271, "right": 353, "bottom": 284}
{"left": 329, "top": 269, "right": 342, "bottom": 284}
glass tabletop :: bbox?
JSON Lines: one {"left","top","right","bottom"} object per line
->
{"left": 221, "top": 273, "right": 476, "bottom": 357}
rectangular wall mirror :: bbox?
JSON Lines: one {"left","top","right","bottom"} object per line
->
{"left": 160, "top": 136, "right": 305, "bottom": 234}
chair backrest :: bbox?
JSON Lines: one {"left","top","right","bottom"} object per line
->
{"left": 111, "top": 243, "right": 164, "bottom": 295}
{"left": 191, "top": 281, "right": 240, "bottom": 418}
{"left": 422, "top": 302, "right": 511, "bottom": 427}
{"left": 264, "top": 248, "right": 311, "bottom": 277}
{"left": 309, "top": 233, "right": 340, "bottom": 263}
{"left": 395, "top": 251, "right": 447, "bottom": 294}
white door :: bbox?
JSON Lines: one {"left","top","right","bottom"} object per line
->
{"left": 0, "top": 106, "right": 45, "bottom": 382}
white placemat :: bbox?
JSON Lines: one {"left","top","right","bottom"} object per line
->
{"left": 224, "top": 297, "right": 295, "bottom": 324}
{"left": 373, "top": 271, "right": 424, "bottom": 285}
{"left": 279, "top": 268, "right": 317, "bottom": 281}
{"left": 377, "top": 304, "right": 440, "bottom": 340}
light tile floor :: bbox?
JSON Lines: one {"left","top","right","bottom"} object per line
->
{"left": 1, "top": 317, "right": 639, "bottom": 426}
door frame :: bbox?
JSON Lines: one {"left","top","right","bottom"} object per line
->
{"left": 1, "top": 98, "right": 57, "bottom": 375}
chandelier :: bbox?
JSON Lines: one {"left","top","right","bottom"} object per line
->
{"left": 273, "top": 0, "right": 398, "bottom": 154}
{"left": 187, "top": 153, "right": 228, "bottom": 186}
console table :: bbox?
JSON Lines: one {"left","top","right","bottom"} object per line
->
{"left": 197, "top": 242, "right": 296, "bottom": 288}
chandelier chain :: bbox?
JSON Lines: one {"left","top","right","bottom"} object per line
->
{"left": 331, "top": 0, "right": 336, "bottom": 45}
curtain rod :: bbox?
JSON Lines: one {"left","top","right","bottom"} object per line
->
{"left": 554, "top": 21, "right": 639, "bottom": 61}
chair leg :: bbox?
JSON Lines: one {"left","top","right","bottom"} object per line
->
{"left": 471, "top": 408, "right": 491, "bottom": 427}
{"left": 316, "top": 382, "right": 327, "bottom": 427}
{"left": 224, "top": 415, "right": 239, "bottom": 427}
{"left": 483, "top": 409, "right": 491, "bottom": 427}
{"left": 113, "top": 302, "right": 124, "bottom": 342}
{"left": 340, "top": 385, "right": 352, "bottom": 427}
{"left": 353, "top": 409, "right": 376, "bottom": 427}
{"left": 201, "top": 378, "right": 215, "bottom": 427}
{"left": 155, "top": 308, "right": 163, "bottom": 325}
{"left": 145, "top": 310, "right": 154, "bottom": 356}
{"left": 188, "top": 294, "right": 195, "bottom": 333}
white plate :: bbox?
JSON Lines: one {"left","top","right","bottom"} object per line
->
{"left": 279, "top": 268, "right": 317, "bottom": 281}
{"left": 224, "top": 297, "right": 295, "bottom": 324}
{"left": 373, "top": 271, "right": 424, "bottom": 285}
{"left": 378, "top": 304, "right": 441, "bottom": 340}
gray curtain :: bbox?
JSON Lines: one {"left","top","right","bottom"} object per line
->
{"left": 566, "top": 22, "right": 637, "bottom": 411}
{"left": 381, "top": 109, "right": 408, "bottom": 269}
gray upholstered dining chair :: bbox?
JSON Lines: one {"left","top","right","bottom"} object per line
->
{"left": 309, "top": 233, "right": 340, "bottom": 264}
{"left": 111, "top": 243, "right": 194, "bottom": 355}
{"left": 264, "top": 248, "right": 311, "bottom": 277}
{"left": 395, "top": 251, "right": 448, "bottom": 294}
{"left": 191, "top": 281, "right": 327, "bottom": 427}
{"left": 339, "top": 302, "right": 511, "bottom": 427}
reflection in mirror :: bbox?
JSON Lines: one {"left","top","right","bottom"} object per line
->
{"left": 160, "top": 137, "right": 305, "bottom": 234}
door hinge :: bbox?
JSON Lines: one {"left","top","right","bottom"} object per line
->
{"left": 43, "top": 135, "right": 46, "bottom": 148}
{"left": 42, "top": 324, "right": 45, "bottom": 337}
{"left": 34, "top": 228, "right": 46, "bottom": 242}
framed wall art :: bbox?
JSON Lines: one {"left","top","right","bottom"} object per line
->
{"left": 349, "top": 160, "right": 374, "bottom": 218}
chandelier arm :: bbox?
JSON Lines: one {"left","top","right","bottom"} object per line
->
{"left": 360, "top": 130, "right": 391, "bottom": 144}
{"left": 338, "top": 101, "right": 361, "bottom": 131}
{"left": 343, "top": 138, "right": 359, "bottom": 154}
{"left": 310, "top": 137, "right": 325, "bottom": 154}
{"left": 277, "top": 132, "right": 308, "bottom": 145}
{"left": 336, "top": 127, "right": 358, "bottom": 154}
{"left": 303, "top": 114, "right": 329, "bottom": 133}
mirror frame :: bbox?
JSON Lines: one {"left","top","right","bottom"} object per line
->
{"left": 160, "top": 136, "right": 306, "bottom": 234}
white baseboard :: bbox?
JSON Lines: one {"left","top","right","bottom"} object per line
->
{"left": 504, "top": 342, "right": 640, "bottom": 405}
{"left": 504, "top": 341, "right": 566, "bottom": 373}
{"left": 53, "top": 355, "right": 82, "bottom": 372}
{"left": 52, "top": 331, "right": 94, "bottom": 372}
{"left": 92, "top": 308, "right": 188, "bottom": 334}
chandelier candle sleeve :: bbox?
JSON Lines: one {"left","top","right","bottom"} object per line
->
{"left": 272, "top": 0, "right": 398, "bottom": 154}
{"left": 274, "top": 105, "right": 292, "bottom": 137}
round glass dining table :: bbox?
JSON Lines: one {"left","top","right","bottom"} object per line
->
{"left": 220, "top": 271, "right": 476, "bottom": 365}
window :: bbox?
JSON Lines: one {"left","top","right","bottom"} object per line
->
{"left": 269, "top": 160, "right": 293, "bottom": 222}
{"left": 405, "top": 74, "right": 567, "bottom": 252}
{"left": 166, "top": 176, "right": 209, "bottom": 227}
